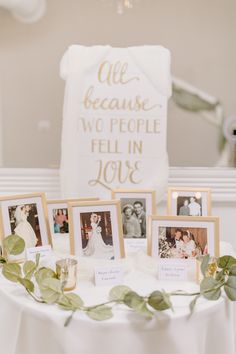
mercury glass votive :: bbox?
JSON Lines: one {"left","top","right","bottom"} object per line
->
{"left": 56, "top": 258, "right": 78, "bottom": 291}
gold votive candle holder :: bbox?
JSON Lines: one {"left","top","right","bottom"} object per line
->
{"left": 56, "top": 258, "right": 78, "bottom": 291}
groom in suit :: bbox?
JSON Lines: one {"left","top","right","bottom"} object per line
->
{"left": 170, "top": 228, "right": 182, "bottom": 249}
{"left": 133, "top": 201, "right": 146, "bottom": 238}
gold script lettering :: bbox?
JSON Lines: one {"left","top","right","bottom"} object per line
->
{"left": 83, "top": 86, "right": 159, "bottom": 112}
{"left": 98, "top": 60, "right": 140, "bottom": 86}
{"left": 88, "top": 160, "right": 142, "bottom": 189}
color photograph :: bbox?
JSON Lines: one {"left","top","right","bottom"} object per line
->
{"left": 8, "top": 203, "right": 42, "bottom": 248}
{"left": 80, "top": 211, "right": 114, "bottom": 259}
{"left": 158, "top": 226, "right": 207, "bottom": 259}
{"left": 68, "top": 200, "right": 124, "bottom": 260}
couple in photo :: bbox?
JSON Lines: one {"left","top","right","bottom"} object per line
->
{"left": 170, "top": 228, "right": 200, "bottom": 259}
{"left": 122, "top": 201, "right": 146, "bottom": 238}
{"left": 54, "top": 209, "right": 69, "bottom": 233}
{"left": 179, "top": 197, "right": 201, "bottom": 216}
{"left": 14, "top": 204, "right": 38, "bottom": 248}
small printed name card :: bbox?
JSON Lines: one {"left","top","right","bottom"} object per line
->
{"left": 124, "top": 239, "right": 147, "bottom": 254}
{"left": 94, "top": 265, "right": 123, "bottom": 286}
{"left": 158, "top": 262, "right": 187, "bottom": 281}
{"left": 26, "top": 245, "right": 52, "bottom": 261}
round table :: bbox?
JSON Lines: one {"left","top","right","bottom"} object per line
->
{"left": 0, "top": 250, "right": 236, "bottom": 354}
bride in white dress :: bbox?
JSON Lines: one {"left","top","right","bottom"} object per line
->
{"left": 83, "top": 213, "right": 114, "bottom": 259}
{"left": 14, "top": 205, "right": 38, "bottom": 248}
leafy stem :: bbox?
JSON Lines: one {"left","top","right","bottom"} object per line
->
{"left": 2, "top": 235, "right": 236, "bottom": 327}
{"left": 83, "top": 300, "right": 115, "bottom": 311}
{"left": 25, "top": 288, "right": 45, "bottom": 304}
{"left": 64, "top": 310, "right": 76, "bottom": 327}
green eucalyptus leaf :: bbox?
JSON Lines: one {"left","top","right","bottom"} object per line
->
{"left": 224, "top": 276, "right": 236, "bottom": 301}
{"left": 215, "top": 270, "right": 225, "bottom": 282}
{"left": 35, "top": 253, "right": 40, "bottom": 268}
{"left": 229, "top": 264, "right": 236, "bottom": 276}
{"left": 189, "top": 295, "right": 200, "bottom": 313}
{"left": 87, "top": 305, "right": 113, "bottom": 321}
{"left": 148, "top": 290, "right": 172, "bottom": 311}
{"left": 124, "top": 291, "right": 153, "bottom": 318}
{"left": 123, "top": 291, "right": 143, "bottom": 309}
{"left": 3, "top": 235, "right": 25, "bottom": 255}
{"left": 200, "top": 254, "right": 210, "bottom": 277}
{"left": 23, "top": 261, "right": 36, "bottom": 279}
{"left": 58, "top": 293, "right": 84, "bottom": 311}
{"left": 64, "top": 311, "right": 75, "bottom": 327}
{"left": 39, "top": 278, "right": 62, "bottom": 304}
{"left": 172, "top": 84, "right": 218, "bottom": 112}
{"left": 217, "top": 255, "right": 236, "bottom": 270}
{"left": 18, "top": 277, "right": 35, "bottom": 292}
{"left": 35, "top": 267, "right": 57, "bottom": 286}
{"left": 109, "top": 285, "right": 132, "bottom": 302}
{"left": 2, "top": 263, "right": 22, "bottom": 282}
{"left": 200, "top": 277, "right": 221, "bottom": 300}
{"left": 58, "top": 295, "right": 74, "bottom": 311}
{"left": 66, "top": 293, "right": 83, "bottom": 308}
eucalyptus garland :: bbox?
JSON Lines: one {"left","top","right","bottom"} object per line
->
{"left": 1, "top": 235, "right": 236, "bottom": 326}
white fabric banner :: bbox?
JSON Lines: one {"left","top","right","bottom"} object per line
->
{"left": 60, "top": 45, "right": 172, "bottom": 200}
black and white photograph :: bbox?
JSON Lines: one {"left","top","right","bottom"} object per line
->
{"left": 177, "top": 196, "right": 202, "bottom": 216}
{"left": 121, "top": 198, "right": 146, "bottom": 239}
{"left": 168, "top": 188, "right": 211, "bottom": 216}
{"left": 68, "top": 200, "right": 125, "bottom": 260}
{"left": 112, "top": 190, "right": 156, "bottom": 240}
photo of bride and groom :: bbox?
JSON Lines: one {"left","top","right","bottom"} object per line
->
{"left": 159, "top": 226, "right": 207, "bottom": 259}
{"left": 80, "top": 211, "right": 114, "bottom": 259}
{"left": 121, "top": 198, "right": 146, "bottom": 239}
{"left": 8, "top": 203, "right": 42, "bottom": 248}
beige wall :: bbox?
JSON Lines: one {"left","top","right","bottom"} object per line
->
{"left": 0, "top": 0, "right": 235, "bottom": 168}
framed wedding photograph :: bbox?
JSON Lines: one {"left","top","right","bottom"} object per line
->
{"left": 0, "top": 193, "right": 51, "bottom": 261}
{"left": 111, "top": 189, "right": 156, "bottom": 253}
{"left": 167, "top": 188, "right": 211, "bottom": 216}
{"left": 148, "top": 215, "right": 219, "bottom": 262}
{"left": 68, "top": 200, "right": 125, "bottom": 260}
{"left": 47, "top": 197, "right": 99, "bottom": 254}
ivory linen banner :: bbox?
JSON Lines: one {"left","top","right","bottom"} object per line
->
{"left": 60, "top": 45, "right": 172, "bottom": 200}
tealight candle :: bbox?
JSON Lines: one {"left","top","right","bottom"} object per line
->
{"left": 56, "top": 258, "right": 78, "bottom": 291}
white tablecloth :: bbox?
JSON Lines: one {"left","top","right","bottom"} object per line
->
{"left": 0, "top": 242, "right": 236, "bottom": 354}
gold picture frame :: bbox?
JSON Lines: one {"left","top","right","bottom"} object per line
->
{"left": 0, "top": 192, "right": 51, "bottom": 261}
{"left": 68, "top": 199, "right": 125, "bottom": 259}
{"left": 47, "top": 198, "right": 99, "bottom": 236}
{"left": 167, "top": 187, "right": 212, "bottom": 216}
{"left": 147, "top": 215, "right": 219, "bottom": 260}
{"left": 47, "top": 198, "right": 99, "bottom": 254}
{"left": 111, "top": 189, "right": 156, "bottom": 253}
